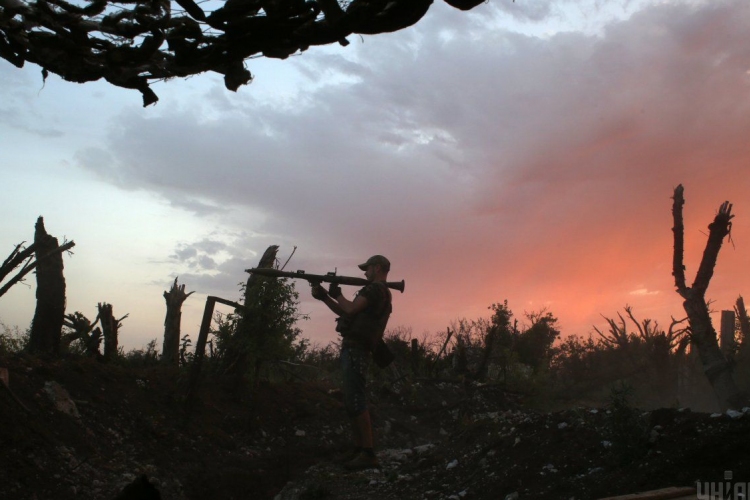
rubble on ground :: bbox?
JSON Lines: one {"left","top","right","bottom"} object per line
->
{"left": 1, "top": 357, "right": 749, "bottom": 499}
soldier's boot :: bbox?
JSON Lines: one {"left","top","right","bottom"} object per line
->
{"left": 344, "top": 450, "right": 379, "bottom": 471}
{"left": 334, "top": 447, "right": 362, "bottom": 464}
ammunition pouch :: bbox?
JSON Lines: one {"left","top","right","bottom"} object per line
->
{"left": 335, "top": 316, "right": 353, "bottom": 335}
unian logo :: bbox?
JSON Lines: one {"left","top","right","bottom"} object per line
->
{"left": 697, "top": 471, "right": 748, "bottom": 500}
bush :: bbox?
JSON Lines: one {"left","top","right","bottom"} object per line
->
{"left": 121, "top": 339, "right": 160, "bottom": 366}
{"left": 0, "top": 322, "right": 28, "bottom": 355}
{"left": 209, "top": 277, "right": 307, "bottom": 382}
{"left": 605, "top": 382, "right": 649, "bottom": 465}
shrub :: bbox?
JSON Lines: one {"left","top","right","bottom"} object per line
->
{"left": 209, "top": 277, "right": 307, "bottom": 382}
{"left": 0, "top": 322, "right": 28, "bottom": 355}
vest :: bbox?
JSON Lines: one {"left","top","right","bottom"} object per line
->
{"left": 339, "top": 282, "right": 392, "bottom": 351}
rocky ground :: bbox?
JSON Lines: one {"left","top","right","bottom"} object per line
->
{"left": 1, "top": 355, "right": 749, "bottom": 500}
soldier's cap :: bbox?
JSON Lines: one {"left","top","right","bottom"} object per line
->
{"left": 358, "top": 255, "right": 390, "bottom": 272}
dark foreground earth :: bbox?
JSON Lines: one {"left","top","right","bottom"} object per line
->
{"left": 1, "top": 355, "right": 748, "bottom": 500}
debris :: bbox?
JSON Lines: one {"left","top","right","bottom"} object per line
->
{"left": 413, "top": 443, "right": 436, "bottom": 455}
{"left": 44, "top": 381, "right": 80, "bottom": 419}
{"left": 0, "top": 368, "right": 30, "bottom": 412}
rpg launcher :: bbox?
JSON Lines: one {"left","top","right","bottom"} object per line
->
{"left": 246, "top": 267, "right": 405, "bottom": 293}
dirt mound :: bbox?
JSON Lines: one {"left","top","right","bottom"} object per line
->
{"left": 1, "top": 356, "right": 748, "bottom": 499}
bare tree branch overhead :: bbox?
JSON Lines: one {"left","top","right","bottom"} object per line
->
{"left": 0, "top": 0, "right": 486, "bottom": 106}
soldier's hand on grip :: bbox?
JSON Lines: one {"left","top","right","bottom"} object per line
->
{"left": 328, "top": 283, "right": 342, "bottom": 299}
{"left": 311, "top": 284, "right": 328, "bottom": 301}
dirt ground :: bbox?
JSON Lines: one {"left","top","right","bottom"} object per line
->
{"left": 1, "top": 355, "right": 749, "bottom": 500}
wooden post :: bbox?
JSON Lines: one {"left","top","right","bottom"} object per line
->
{"left": 429, "top": 328, "right": 453, "bottom": 378}
{"left": 184, "top": 295, "right": 242, "bottom": 410}
{"left": 410, "top": 338, "right": 419, "bottom": 376}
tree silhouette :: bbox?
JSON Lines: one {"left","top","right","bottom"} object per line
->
{"left": 0, "top": 0, "right": 486, "bottom": 106}
{"left": 671, "top": 184, "right": 744, "bottom": 409}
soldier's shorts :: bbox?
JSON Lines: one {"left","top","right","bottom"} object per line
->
{"left": 341, "top": 345, "right": 370, "bottom": 417}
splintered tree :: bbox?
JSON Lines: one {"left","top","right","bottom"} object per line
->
{"left": 1, "top": 218, "right": 75, "bottom": 300}
{"left": 27, "top": 217, "right": 75, "bottom": 356}
{"left": 671, "top": 185, "right": 744, "bottom": 409}
{"left": 63, "top": 311, "right": 102, "bottom": 358}
{"left": 0, "top": 0, "right": 486, "bottom": 106}
{"left": 735, "top": 296, "right": 750, "bottom": 358}
{"left": 162, "top": 277, "right": 193, "bottom": 366}
{"left": 235, "top": 245, "right": 282, "bottom": 380}
{"left": 98, "top": 302, "right": 128, "bottom": 362}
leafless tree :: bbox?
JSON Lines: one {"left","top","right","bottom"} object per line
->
{"left": 593, "top": 306, "right": 688, "bottom": 352}
{"left": 671, "top": 184, "right": 745, "bottom": 409}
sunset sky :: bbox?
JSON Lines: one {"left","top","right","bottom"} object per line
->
{"left": 2, "top": 0, "right": 750, "bottom": 352}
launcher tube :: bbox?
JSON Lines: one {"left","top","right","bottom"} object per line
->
{"left": 246, "top": 267, "right": 405, "bottom": 293}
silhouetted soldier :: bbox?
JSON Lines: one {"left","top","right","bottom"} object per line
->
{"left": 312, "top": 255, "right": 393, "bottom": 470}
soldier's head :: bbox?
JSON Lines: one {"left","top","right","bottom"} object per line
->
{"left": 358, "top": 255, "right": 390, "bottom": 281}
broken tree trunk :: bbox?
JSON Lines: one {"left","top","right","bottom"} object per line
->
{"left": 27, "top": 217, "right": 67, "bottom": 356}
{"left": 0, "top": 239, "right": 75, "bottom": 299}
{"left": 162, "top": 278, "right": 194, "bottom": 366}
{"left": 720, "top": 310, "right": 737, "bottom": 361}
{"left": 232, "top": 245, "right": 279, "bottom": 380}
{"left": 735, "top": 296, "right": 750, "bottom": 357}
{"left": 0, "top": 242, "right": 35, "bottom": 288}
{"left": 671, "top": 185, "right": 744, "bottom": 409}
{"left": 98, "top": 303, "right": 128, "bottom": 362}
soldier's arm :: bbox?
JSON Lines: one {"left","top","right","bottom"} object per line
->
{"left": 334, "top": 294, "right": 368, "bottom": 316}
{"left": 321, "top": 294, "right": 347, "bottom": 316}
